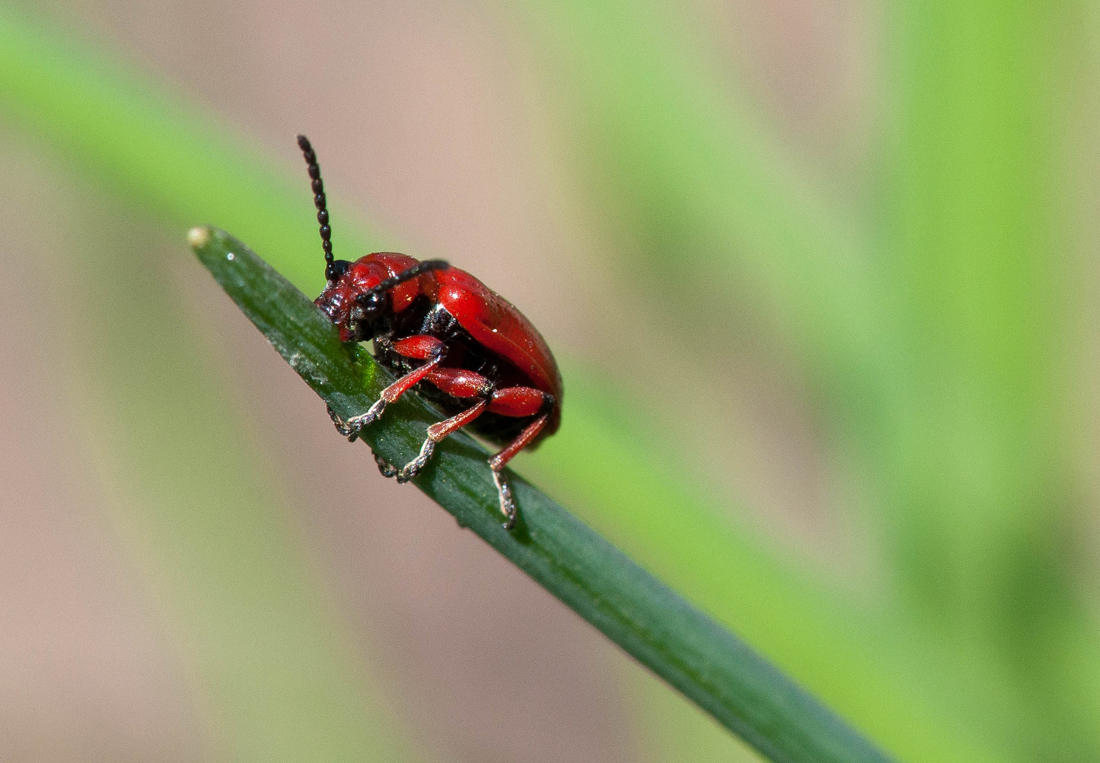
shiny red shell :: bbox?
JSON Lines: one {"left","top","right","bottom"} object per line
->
{"left": 323, "top": 253, "right": 563, "bottom": 438}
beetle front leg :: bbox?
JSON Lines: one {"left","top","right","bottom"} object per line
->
{"left": 329, "top": 335, "right": 446, "bottom": 442}
{"left": 328, "top": 399, "right": 386, "bottom": 442}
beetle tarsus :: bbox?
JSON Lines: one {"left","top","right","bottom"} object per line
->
{"left": 343, "top": 401, "right": 385, "bottom": 441}
{"left": 397, "top": 437, "right": 437, "bottom": 483}
{"left": 492, "top": 469, "right": 517, "bottom": 530}
{"left": 328, "top": 398, "right": 387, "bottom": 442}
{"left": 327, "top": 404, "right": 348, "bottom": 432}
{"left": 374, "top": 452, "right": 399, "bottom": 478}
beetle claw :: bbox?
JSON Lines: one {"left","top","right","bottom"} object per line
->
{"left": 327, "top": 405, "right": 352, "bottom": 436}
{"left": 374, "top": 452, "right": 399, "bottom": 479}
{"left": 328, "top": 398, "right": 387, "bottom": 442}
{"left": 397, "top": 437, "right": 436, "bottom": 482}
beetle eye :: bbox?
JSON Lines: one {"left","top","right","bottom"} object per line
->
{"left": 358, "top": 289, "right": 387, "bottom": 318}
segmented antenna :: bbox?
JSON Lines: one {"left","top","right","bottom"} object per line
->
{"left": 297, "top": 134, "right": 342, "bottom": 282}
{"left": 362, "top": 259, "right": 450, "bottom": 299}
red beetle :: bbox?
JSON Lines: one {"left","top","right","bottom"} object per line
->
{"left": 299, "top": 135, "right": 562, "bottom": 529}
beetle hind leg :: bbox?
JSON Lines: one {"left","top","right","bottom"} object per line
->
{"left": 488, "top": 410, "right": 551, "bottom": 530}
{"left": 383, "top": 364, "right": 555, "bottom": 532}
{"left": 491, "top": 469, "right": 517, "bottom": 530}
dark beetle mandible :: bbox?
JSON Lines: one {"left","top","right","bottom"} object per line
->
{"left": 299, "top": 135, "right": 562, "bottom": 529}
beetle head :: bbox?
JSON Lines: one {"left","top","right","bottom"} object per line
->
{"left": 314, "top": 260, "right": 391, "bottom": 342}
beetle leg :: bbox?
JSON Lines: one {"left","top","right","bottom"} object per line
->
{"left": 397, "top": 398, "right": 490, "bottom": 482}
{"left": 491, "top": 470, "right": 516, "bottom": 530}
{"left": 396, "top": 367, "right": 495, "bottom": 481}
{"left": 488, "top": 410, "right": 551, "bottom": 530}
{"left": 328, "top": 399, "right": 387, "bottom": 440}
{"left": 486, "top": 388, "right": 554, "bottom": 529}
{"left": 330, "top": 335, "right": 446, "bottom": 441}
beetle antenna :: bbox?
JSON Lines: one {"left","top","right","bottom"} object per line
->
{"left": 362, "top": 259, "right": 450, "bottom": 299}
{"left": 297, "top": 134, "right": 344, "bottom": 282}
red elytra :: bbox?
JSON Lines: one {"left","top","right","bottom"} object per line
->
{"left": 299, "top": 135, "right": 561, "bottom": 529}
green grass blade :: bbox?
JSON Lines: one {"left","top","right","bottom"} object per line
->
{"left": 887, "top": 0, "right": 1068, "bottom": 635}
{"left": 189, "top": 225, "right": 896, "bottom": 763}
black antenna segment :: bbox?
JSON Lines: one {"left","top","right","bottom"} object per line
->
{"left": 297, "top": 134, "right": 345, "bottom": 282}
{"left": 363, "top": 259, "right": 450, "bottom": 299}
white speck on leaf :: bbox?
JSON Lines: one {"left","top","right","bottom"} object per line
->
{"left": 227, "top": 252, "right": 235, "bottom": 261}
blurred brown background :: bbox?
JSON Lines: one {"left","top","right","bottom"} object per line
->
{"left": 10, "top": 0, "right": 1081, "bottom": 761}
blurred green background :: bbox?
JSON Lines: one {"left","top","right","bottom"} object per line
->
{"left": 0, "top": 1, "right": 1097, "bottom": 761}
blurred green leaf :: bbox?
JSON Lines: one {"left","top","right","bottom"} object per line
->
{"left": 886, "top": 2, "right": 1098, "bottom": 758}
{"left": 502, "top": 0, "right": 901, "bottom": 412}
{"left": 508, "top": 0, "right": 1100, "bottom": 758}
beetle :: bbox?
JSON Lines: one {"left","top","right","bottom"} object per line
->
{"left": 298, "top": 135, "right": 562, "bottom": 529}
